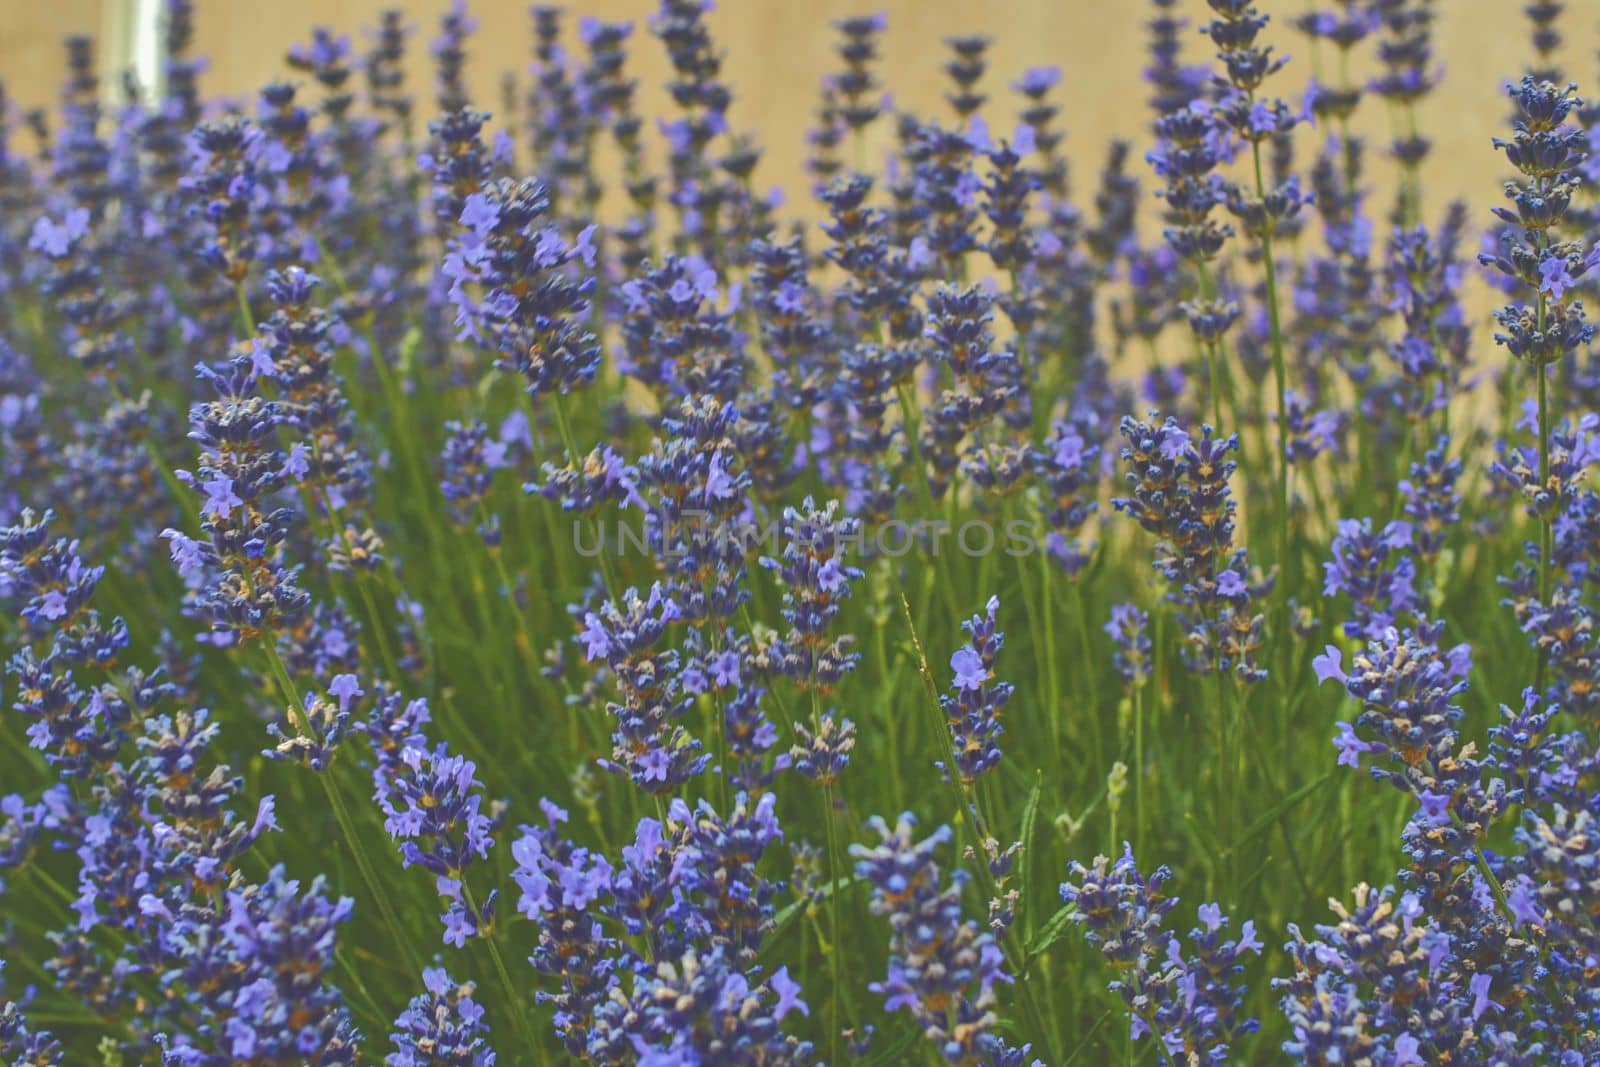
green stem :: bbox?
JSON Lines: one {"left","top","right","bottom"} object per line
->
{"left": 1073, "top": 582, "right": 1103, "bottom": 765}
{"left": 1192, "top": 259, "right": 1225, "bottom": 430}
{"left": 552, "top": 391, "right": 623, "bottom": 598}
{"left": 821, "top": 782, "right": 848, "bottom": 1067}
{"left": 466, "top": 884, "right": 533, "bottom": 1048}
{"left": 963, "top": 784, "right": 1062, "bottom": 1065}
{"left": 1133, "top": 682, "right": 1145, "bottom": 859}
{"left": 1250, "top": 137, "right": 1292, "bottom": 614}
{"left": 235, "top": 281, "right": 255, "bottom": 335}
{"left": 263, "top": 646, "right": 422, "bottom": 977}
{"left": 1210, "top": 643, "right": 1236, "bottom": 905}
{"left": 1040, "top": 546, "right": 1064, "bottom": 776}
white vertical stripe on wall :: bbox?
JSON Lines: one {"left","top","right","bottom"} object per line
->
{"left": 98, "top": 0, "right": 164, "bottom": 102}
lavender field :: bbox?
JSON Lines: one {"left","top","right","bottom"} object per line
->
{"left": 2, "top": 0, "right": 1599, "bottom": 1063}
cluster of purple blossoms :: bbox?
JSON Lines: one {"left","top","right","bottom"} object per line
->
{"left": 386, "top": 967, "right": 495, "bottom": 1067}
{"left": 1279, "top": 389, "right": 1345, "bottom": 466}
{"left": 921, "top": 285, "right": 1028, "bottom": 499}
{"left": 536, "top": 440, "right": 640, "bottom": 515}
{"left": 1035, "top": 418, "right": 1101, "bottom": 576}
{"left": 635, "top": 397, "right": 753, "bottom": 623}
{"left": 831, "top": 13, "right": 886, "bottom": 134}
{"left": 1062, "top": 844, "right": 1262, "bottom": 1062}
{"left": 438, "top": 419, "right": 509, "bottom": 540}
{"left": 852, "top": 813, "right": 1036, "bottom": 1066}
{"left": 619, "top": 257, "right": 744, "bottom": 403}
{"left": 376, "top": 734, "right": 500, "bottom": 947}
{"left": 760, "top": 497, "right": 865, "bottom": 692}
{"left": 161, "top": 352, "right": 310, "bottom": 647}
{"left": 2, "top": 509, "right": 130, "bottom": 774}
{"left": 158, "top": 867, "right": 362, "bottom": 1065}
{"left": 938, "top": 596, "right": 1014, "bottom": 784}
{"left": 29, "top": 206, "right": 133, "bottom": 382}
{"left": 1314, "top": 622, "right": 1478, "bottom": 797}
{"left": 420, "top": 107, "right": 491, "bottom": 236}
{"left": 1313, "top": 524, "right": 1600, "bottom": 1060}
{"left": 1370, "top": 0, "right": 1440, "bottom": 177}
{"left": 348, "top": 684, "right": 505, "bottom": 947}
{"left": 1115, "top": 414, "right": 1267, "bottom": 680}
{"left": 255, "top": 266, "right": 381, "bottom": 572}
{"left": 1105, "top": 602, "right": 1154, "bottom": 691}
{"left": 1275, "top": 884, "right": 1512, "bottom": 1066}
{"left": 447, "top": 176, "right": 600, "bottom": 395}
{"left": 182, "top": 117, "right": 270, "bottom": 284}
{"left": 4, "top": 508, "right": 361, "bottom": 1064}
{"left": 1481, "top": 78, "right": 1597, "bottom": 367}
{"left": 512, "top": 792, "right": 809, "bottom": 1061}
{"left": 1322, "top": 518, "right": 1419, "bottom": 640}
{"left": 904, "top": 119, "right": 983, "bottom": 275}
{"left": 578, "top": 582, "right": 707, "bottom": 792}
{"left": 1148, "top": 99, "right": 1232, "bottom": 273}
{"left": 1376, "top": 219, "right": 1471, "bottom": 426}
{"left": 0, "top": 962, "right": 63, "bottom": 1065}
{"left": 1399, "top": 434, "right": 1462, "bottom": 565}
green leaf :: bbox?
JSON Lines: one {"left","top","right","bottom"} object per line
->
{"left": 864, "top": 1025, "right": 926, "bottom": 1066}
{"left": 1221, "top": 769, "right": 1336, "bottom": 859}
{"left": 396, "top": 326, "right": 422, "bottom": 376}
{"left": 1061, "top": 1009, "right": 1115, "bottom": 1066}
{"left": 1026, "top": 903, "right": 1076, "bottom": 964}
{"left": 1015, "top": 772, "right": 1043, "bottom": 932}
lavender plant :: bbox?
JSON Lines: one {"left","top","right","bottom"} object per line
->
{"left": 4, "top": 1, "right": 1600, "bottom": 1063}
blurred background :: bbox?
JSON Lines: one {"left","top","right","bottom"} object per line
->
{"left": 4, "top": 1, "right": 1595, "bottom": 222}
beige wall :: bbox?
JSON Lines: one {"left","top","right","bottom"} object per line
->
{"left": 3, "top": 2, "right": 1596, "bottom": 223}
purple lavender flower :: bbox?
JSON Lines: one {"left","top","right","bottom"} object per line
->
{"left": 832, "top": 14, "right": 886, "bottom": 132}
{"left": 904, "top": 120, "right": 982, "bottom": 275}
{"left": 514, "top": 793, "right": 797, "bottom": 1056}
{"left": 420, "top": 108, "right": 490, "bottom": 235}
{"left": 920, "top": 285, "right": 1028, "bottom": 499}
{"left": 1401, "top": 435, "right": 1465, "bottom": 566}
{"left": 579, "top": 583, "right": 707, "bottom": 793}
{"left": 163, "top": 353, "right": 309, "bottom": 646}
{"left": 263, "top": 675, "right": 358, "bottom": 772}
{"left": 256, "top": 266, "right": 380, "bottom": 572}
{"left": 181, "top": 118, "right": 267, "bottom": 283}
{"left": 430, "top": 1, "right": 478, "bottom": 114}
{"left": 1144, "top": 0, "right": 1208, "bottom": 130}
{"left": 1148, "top": 101, "right": 1232, "bottom": 266}
{"left": 1115, "top": 414, "right": 1267, "bottom": 680}
{"left": 853, "top": 812, "right": 1021, "bottom": 1064}
{"left": 198, "top": 867, "right": 360, "bottom": 1062}
{"left": 759, "top": 497, "right": 864, "bottom": 693}
{"left": 374, "top": 735, "right": 500, "bottom": 946}
{"left": 439, "top": 419, "right": 519, "bottom": 545}
{"left": 937, "top": 596, "right": 1015, "bottom": 784}
{"left": 1323, "top": 518, "right": 1419, "bottom": 640}
{"left": 942, "top": 35, "right": 991, "bottom": 119}
{"left": 0, "top": 967, "right": 63, "bottom": 1066}
{"left": 619, "top": 257, "right": 745, "bottom": 403}
{"left": 27, "top": 206, "right": 132, "bottom": 382}
{"left": 587, "top": 945, "right": 813, "bottom": 1064}
{"left": 1062, "top": 844, "right": 1260, "bottom": 1060}
{"left": 636, "top": 397, "right": 753, "bottom": 623}
{"left": 1481, "top": 79, "right": 1595, "bottom": 366}
{"left": 445, "top": 177, "right": 600, "bottom": 395}
{"left": 1035, "top": 420, "right": 1101, "bottom": 577}
{"left": 1105, "top": 602, "right": 1154, "bottom": 690}
{"left": 386, "top": 967, "right": 495, "bottom": 1066}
